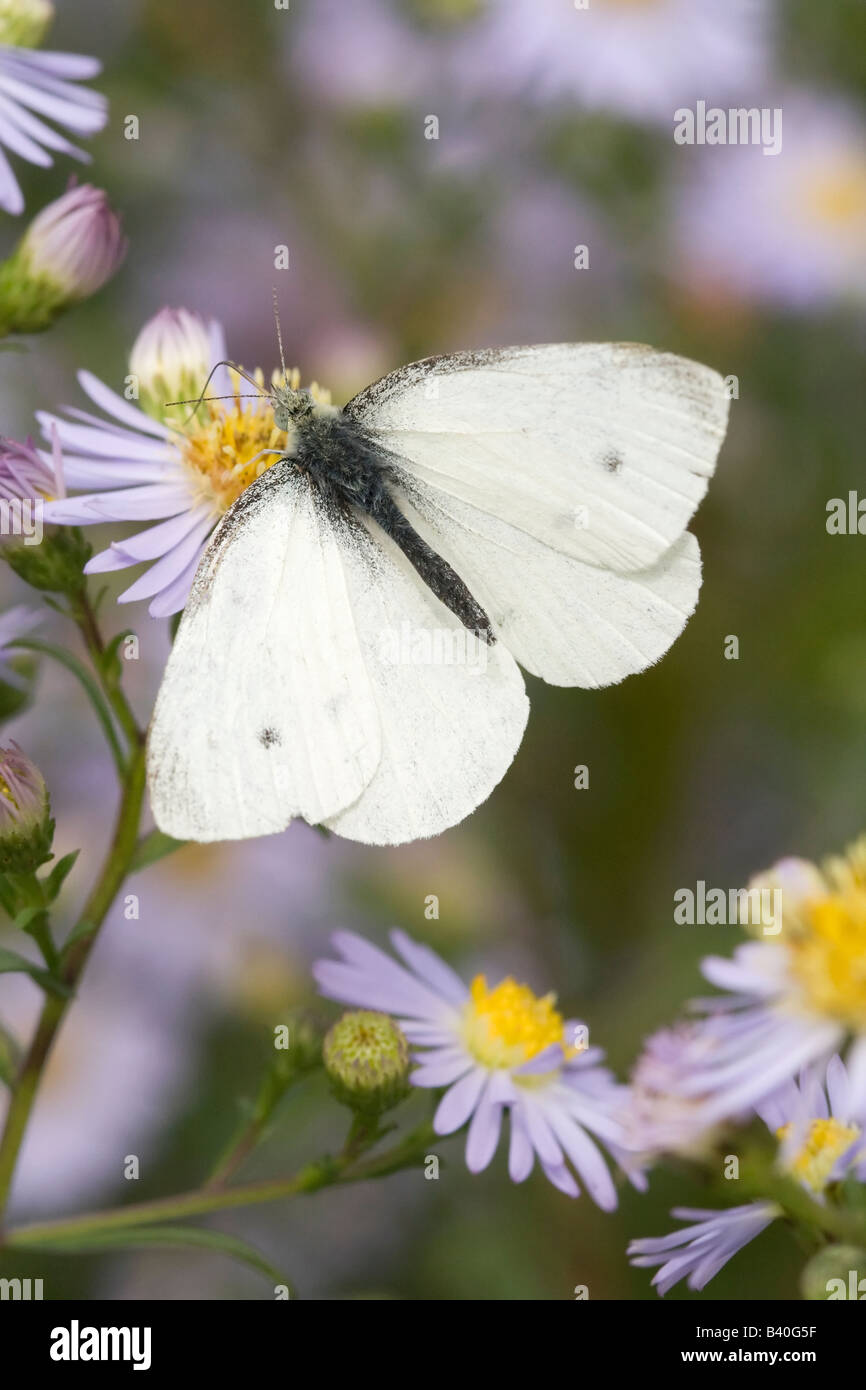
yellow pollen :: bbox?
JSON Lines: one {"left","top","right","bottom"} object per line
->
{"left": 777, "top": 1117, "right": 860, "bottom": 1193}
{"left": 177, "top": 366, "right": 332, "bottom": 515}
{"left": 787, "top": 889, "right": 866, "bottom": 1030}
{"left": 462, "top": 974, "right": 573, "bottom": 1071}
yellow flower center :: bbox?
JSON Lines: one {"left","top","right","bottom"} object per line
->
{"left": 787, "top": 890, "right": 866, "bottom": 1029}
{"left": 778, "top": 1117, "right": 860, "bottom": 1193}
{"left": 462, "top": 974, "right": 573, "bottom": 1071}
{"left": 175, "top": 367, "right": 333, "bottom": 515}
{"left": 801, "top": 161, "right": 866, "bottom": 228}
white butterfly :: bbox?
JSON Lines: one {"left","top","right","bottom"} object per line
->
{"left": 147, "top": 343, "right": 729, "bottom": 845}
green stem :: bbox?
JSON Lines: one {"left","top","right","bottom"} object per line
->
{"left": 73, "top": 593, "right": 141, "bottom": 751}
{"left": 2, "top": 1119, "right": 437, "bottom": 1249}
{"left": 0, "top": 743, "right": 147, "bottom": 1226}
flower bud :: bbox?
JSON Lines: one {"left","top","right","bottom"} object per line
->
{"left": 129, "top": 308, "right": 215, "bottom": 421}
{"left": 323, "top": 1010, "right": 410, "bottom": 1117}
{"left": 0, "top": 0, "right": 53, "bottom": 47}
{"left": 0, "top": 185, "right": 127, "bottom": 335}
{"left": 800, "top": 1245, "right": 866, "bottom": 1301}
{"left": 0, "top": 741, "right": 53, "bottom": 873}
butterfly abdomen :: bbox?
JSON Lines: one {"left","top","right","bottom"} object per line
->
{"left": 296, "top": 412, "right": 494, "bottom": 644}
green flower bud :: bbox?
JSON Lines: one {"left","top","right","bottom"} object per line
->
{"left": 0, "top": 742, "right": 53, "bottom": 873}
{"left": 0, "top": 185, "right": 127, "bottom": 336}
{"left": 0, "top": 0, "right": 53, "bottom": 47}
{"left": 800, "top": 1244, "right": 866, "bottom": 1301}
{"left": 323, "top": 1010, "right": 410, "bottom": 1117}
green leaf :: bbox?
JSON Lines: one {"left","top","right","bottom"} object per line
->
{"left": 100, "top": 630, "right": 134, "bottom": 685}
{"left": 0, "top": 946, "right": 70, "bottom": 997}
{"left": 42, "top": 850, "right": 80, "bottom": 904}
{"left": 21, "top": 1224, "right": 294, "bottom": 1291}
{"left": 129, "top": 829, "right": 186, "bottom": 874}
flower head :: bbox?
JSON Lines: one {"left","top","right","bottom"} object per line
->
{"left": 673, "top": 96, "right": 866, "bottom": 309}
{"left": 314, "top": 928, "right": 635, "bottom": 1205}
{"left": 629, "top": 1054, "right": 866, "bottom": 1295}
{"left": 0, "top": 8, "right": 107, "bottom": 215}
{"left": 40, "top": 308, "right": 334, "bottom": 616}
{"left": 0, "top": 739, "right": 51, "bottom": 871}
{"left": 660, "top": 837, "right": 866, "bottom": 1125}
{"left": 323, "top": 1010, "right": 410, "bottom": 1116}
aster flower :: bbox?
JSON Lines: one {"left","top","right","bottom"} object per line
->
{"left": 314, "top": 928, "right": 636, "bottom": 1205}
{"left": 293, "top": 0, "right": 771, "bottom": 124}
{"left": 663, "top": 840, "right": 866, "bottom": 1125}
{"left": 39, "top": 308, "right": 335, "bottom": 616}
{"left": 623, "top": 1022, "right": 731, "bottom": 1161}
{"left": 673, "top": 96, "right": 866, "bottom": 308}
{"left": 0, "top": 0, "right": 107, "bottom": 216}
{"left": 450, "top": 0, "right": 773, "bottom": 121}
{"left": 629, "top": 1054, "right": 866, "bottom": 1294}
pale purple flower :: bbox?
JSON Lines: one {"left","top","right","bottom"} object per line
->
{"left": 629, "top": 1054, "right": 866, "bottom": 1294}
{"left": 20, "top": 182, "right": 126, "bottom": 299}
{"left": 623, "top": 1022, "right": 734, "bottom": 1160}
{"left": 292, "top": 0, "right": 773, "bottom": 124}
{"left": 0, "top": 14, "right": 107, "bottom": 215}
{"left": 314, "top": 928, "right": 637, "bottom": 1205}
{"left": 38, "top": 309, "right": 327, "bottom": 617}
{"left": 654, "top": 842, "right": 866, "bottom": 1125}
{"left": 672, "top": 95, "right": 866, "bottom": 308}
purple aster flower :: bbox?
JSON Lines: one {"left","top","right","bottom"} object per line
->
{"left": 0, "top": 1, "right": 107, "bottom": 215}
{"left": 655, "top": 841, "right": 866, "bottom": 1125}
{"left": 672, "top": 95, "right": 866, "bottom": 308}
{"left": 629, "top": 1054, "right": 866, "bottom": 1294}
{"left": 314, "top": 928, "right": 637, "bottom": 1205}
{"left": 450, "top": 0, "right": 774, "bottom": 121}
{"left": 39, "top": 308, "right": 334, "bottom": 616}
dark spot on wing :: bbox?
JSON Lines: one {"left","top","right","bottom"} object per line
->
{"left": 258, "top": 727, "right": 281, "bottom": 749}
{"left": 602, "top": 451, "right": 622, "bottom": 473}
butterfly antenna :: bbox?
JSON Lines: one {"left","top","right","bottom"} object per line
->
{"left": 272, "top": 286, "right": 288, "bottom": 388}
{"left": 166, "top": 360, "right": 272, "bottom": 426}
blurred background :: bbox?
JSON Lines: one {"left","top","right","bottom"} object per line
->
{"left": 1, "top": 0, "right": 865, "bottom": 1299}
